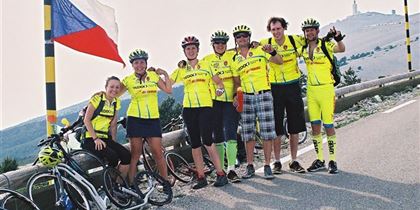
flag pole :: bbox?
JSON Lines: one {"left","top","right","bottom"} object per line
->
{"left": 44, "top": 0, "right": 57, "bottom": 136}
{"left": 403, "top": 0, "right": 413, "bottom": 72}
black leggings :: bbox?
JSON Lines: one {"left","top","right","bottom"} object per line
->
{"left": 82, "top": 138, "right": 131, "bottom": 167}
{"left": 182, "top": 107, "right": 214, "bottom": 149}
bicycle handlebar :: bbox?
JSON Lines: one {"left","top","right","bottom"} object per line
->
{"left": 162, "top": 115, "right": 183, "bottom": 132}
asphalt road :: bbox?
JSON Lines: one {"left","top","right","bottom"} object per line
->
{"left": 159, "top": 97, "right": 420, "bottom": 210}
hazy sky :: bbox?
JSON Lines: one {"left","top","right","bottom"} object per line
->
{"left": 1, "top": 0, "right": 420, "bottom": 129}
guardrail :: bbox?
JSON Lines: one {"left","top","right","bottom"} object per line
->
{"left": 1, "top": 70, "right": 419, "bottom": 191}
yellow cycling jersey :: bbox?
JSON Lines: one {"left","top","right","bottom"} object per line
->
{"left": 231, "top": 46, "right": 271, "bottom": 94}
{"left": 302, "top": 39, "right": 336, "bottom": 86}
{"left": 202, "top": 50, "right": 236, "bottom": 102}
{"left": 122, "top": 71, "right": 161, "bottom": 119}
{"left": 171, "top": 60, "right": 214, "bottom": 108}
{"left": 260, "top": 35, "right": 305, "bottom": 84}
{"left": 86, "top": 93, "right": 121, "bottom": 139}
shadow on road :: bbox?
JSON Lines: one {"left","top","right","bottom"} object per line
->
{"left": 161, "top": 170, "right": 419, "bottom": 210}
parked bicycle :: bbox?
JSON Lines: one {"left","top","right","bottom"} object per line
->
{"left": 27, "top": 119, "right": 171, "bottom": 209}
{"left": 160, "top": 115, "right": 216, "bottom": 183}
{"left": 0, "top": 188, "right": 40, "bottom": 210}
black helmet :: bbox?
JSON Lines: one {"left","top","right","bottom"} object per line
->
{"left": 129, "top": 49, "right": 148, "bottom": 63}
{"left": 301, "top": 18, "right": 320, "bottom": 30}
{"left": 211, "top": 30, "right": 229, "bottom": 43}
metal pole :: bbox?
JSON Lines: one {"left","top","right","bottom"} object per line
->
{"left": 44, "top": 0, "right": 57, "bottom": 136}
{"left": 403, "top": 0, "right": 413, "bottom": 72}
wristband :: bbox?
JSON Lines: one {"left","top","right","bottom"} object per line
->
{"left": 93, "top": 137, "right": 98, "bottom": 140}
{"left": 269, "top": 50, "right": 277, "bottom": 56}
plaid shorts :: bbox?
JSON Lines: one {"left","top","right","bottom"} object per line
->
{"left": 240, "top": 92, "right": 276, "bottom": 142}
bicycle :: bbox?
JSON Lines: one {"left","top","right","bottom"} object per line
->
{"left": 118, "top": 117, "right": 193, "bottom": 185}
{"left": 161, "top": 115, "right": 216, "bottom": 183}
{"left": 27, "top": 122, "right": 171, "bottom": 209}
{"left": 283, "top": 116, "right": 308, "bottom": 145}
{"left": 0, "top": 188, "right": 40, "bottom": 210}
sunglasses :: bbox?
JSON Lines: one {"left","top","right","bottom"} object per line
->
{"left": 235, "top": 33, "right": 249, "bottom": 39}
{"left": 213, "top": 41, "right": 227, "bottom": 45}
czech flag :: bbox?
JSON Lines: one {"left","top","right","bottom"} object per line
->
{"left": 51, "top": 0, "right": 125, "bottom": 65}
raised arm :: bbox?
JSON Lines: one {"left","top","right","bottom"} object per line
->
{"left": 156, "top": 68, "right": 173, "bottom": 94}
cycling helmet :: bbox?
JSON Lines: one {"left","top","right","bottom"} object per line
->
{"left": 181, "top": 36, "right": 200, "bottom": 48}
{"left": 129, "top": 49, "right": 149, "bottom": 63}
{"left": 38, "top": 146, "right": 63, "bottom": 168}
{"left": 211, "top": 30, "right": 229, "bottom": 43}
{"left": 233, "top": 25, "right": 251, "bottom": 37}
{"left": 301, "top": 18, "right": 320, "bottom": 30}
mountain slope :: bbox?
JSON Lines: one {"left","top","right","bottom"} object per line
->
{"left": 319, "top": 12, "right": 420, "bottom": 80}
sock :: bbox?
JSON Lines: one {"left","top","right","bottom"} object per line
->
{"left": 327, "top": 135, "right": 337, "bottom": 161}
{"left": 215, "top": 142, "right": 225, "bottom": 170}
{"left": 226, "top": 140, "right": 237, "bottom": 170}
{"left": 312, "top": 134, "right": 324, "bottom": 161}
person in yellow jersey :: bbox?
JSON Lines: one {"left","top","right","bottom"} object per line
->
{"left": 260, "top": 17, "right": 307, "bottom": 174}
{"left": 231, "top": 25, "right": 283, "bottom": 179}
{"left": 201, "top": 30, "right": 241, "bottom": 183}
{"left": 83, "top": 76, "right": 130, "bottom": 179}
{"left": 171, "top": 36, "right": 228, "bottom": 189}
{"left": 119, "top": 49, "right": 173, "bottom": 184}
{"left": 300, "top": 18, "right": 345, "bottom": 174}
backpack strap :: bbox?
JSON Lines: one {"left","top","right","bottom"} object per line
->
{"left": 320, "top": 39, "right": 334, "bottom": 68}
{"left": 91, "top": 93, "right": 105, "bottom": 121}
{"left": 288, "top": 35, "right": 298, "bottom": 53}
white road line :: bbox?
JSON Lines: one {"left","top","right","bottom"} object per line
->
{"left": 382, "top": 100, "right": 416, "bottom": 114}
{"left": 255, "top": 137, "right": 327, "bottom": 173}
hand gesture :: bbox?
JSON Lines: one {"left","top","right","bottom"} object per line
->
{"left": 155, "top": 68, "right": 167, "bottom": 76}
{"left": 262, "top": 44, "right": 275, "bottom": 54}
{"left": 330, "top": 26, "right": 345, "bottom": 42}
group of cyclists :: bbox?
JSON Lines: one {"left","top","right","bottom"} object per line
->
{"left": 78, "top": 16, "right": 346, "bottom": 191}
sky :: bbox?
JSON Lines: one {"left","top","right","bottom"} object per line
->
{"left": 1, "top": 0, "right": 420, "bottom": 129}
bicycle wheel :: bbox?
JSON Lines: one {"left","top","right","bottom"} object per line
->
{"left": 102, "top": 167, "right": 132, "bottom": 208}
{"left": 27, "top": 172, "right": 90, "bottom": 210}
{"left": 0, "top": 188, "right": 40, "bottom": 210}
{"left": 133, "top": 171, "right": 172, "bottom": 206}
{"left": 69, "top": 149, "right": 106, "bottom": 179}
{"left": 143, "top": 142, "right": 177, "bottom": 186}
{"left": 142, "top": 141, "right": 157, "bottom": 173}
{"left": 165, "top": 152, "right": 193, "bottom": 183}
{"left": 283, "top": 120, "right": 308, "bottom": 144}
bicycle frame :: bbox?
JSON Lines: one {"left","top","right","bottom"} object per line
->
{"left": 54, "top": 148, "right": 156, "bottom": 210}
{"left": 54, "top": 163, "right": 108, "bottom": 209}
{"left": 34, "top": 123, "right": 156, "bottom": 209}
